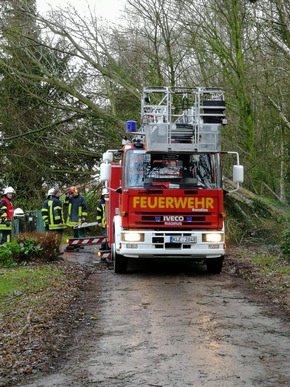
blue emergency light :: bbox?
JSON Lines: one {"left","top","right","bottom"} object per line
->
{"left": 126, "top": 120, "right": 137, "bottom": 133}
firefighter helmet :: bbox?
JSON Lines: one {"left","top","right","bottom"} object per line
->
{"left": 3, "top": 186, "right": 15, "bottom": 195}
{"left": 102, "top": 188, "right": 109, "bottom": 196}
{"left": 14, "top": 208, "right": 24, "bottom": 217}
{"left": 69, "top": 185, "right": 78, "bottom": 194}
{"left": 47, "top": 188, "right": 55, "bottom": 197}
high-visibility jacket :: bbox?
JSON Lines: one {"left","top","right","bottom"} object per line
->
{"left": 41, "top": 195, "right": 66, "bottom": 231}
{"left": 64, "top": 194, "right": 87, "bottom": 227}
{"left": 96, "top": 198, "right": 106, "bottom": 228}
{"left": 0, "top": 196, "right": 14, "bottom": 231}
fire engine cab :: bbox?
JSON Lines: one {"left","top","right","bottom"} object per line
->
{"left": 100, "top": 86, "right": 244, "bottom": 274}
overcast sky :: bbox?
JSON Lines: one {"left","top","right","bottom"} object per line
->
{"left": 37, "top": 0, "right": 126, "bottom": 21}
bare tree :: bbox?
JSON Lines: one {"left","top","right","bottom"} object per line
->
{"left": 0, "top": 1, "right": 132, "bottom": 201}
{"left": 0, "top": 0, "right": 289, "bottom": 203}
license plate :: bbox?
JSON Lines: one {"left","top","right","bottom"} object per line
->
{"left": 170, "top": 236, "right": 197, "bottom": 243}
{"left": 208, "top": 244, "right": 219, "bottom": 249}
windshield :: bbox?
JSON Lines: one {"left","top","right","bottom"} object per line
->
{"left": 124, "top": 150, "right": 221, "bottom": 189}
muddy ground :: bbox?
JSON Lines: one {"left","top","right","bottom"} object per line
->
{"left": 9, "top": 245, "right": 290, "bottom": 386}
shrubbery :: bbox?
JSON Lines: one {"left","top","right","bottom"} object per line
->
{"left": 0, "top": 232, "right": 62, "bottom": 267}
{"left": 280, "top": 228, "right": 290, "bottom": 260}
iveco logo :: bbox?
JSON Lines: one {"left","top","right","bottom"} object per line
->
{"left": 164, "top": 216, "right": 184, "bottom": 221}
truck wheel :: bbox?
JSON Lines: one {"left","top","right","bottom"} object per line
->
{"left": 114, "top": 252, "right": 128, "bottom": 274}
{"left": 206, "top": 257, "right": 224, "bottom": 274}
{"left": 112, "top": 244, "right": 127, "bottom": 273}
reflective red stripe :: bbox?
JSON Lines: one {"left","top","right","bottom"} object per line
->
{"left": 100, "top": 252, "right": 111, "bottom": 259}
{"left": 68, "top": 237, "right": 105, "bottom": 245}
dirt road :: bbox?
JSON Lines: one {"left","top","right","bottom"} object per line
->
{"left": 22, "top": 247, "right": 290, "bottom": 387}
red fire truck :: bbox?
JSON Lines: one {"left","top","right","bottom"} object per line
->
{"left": 99, "top": 86, "right": 244, "bottom": 274}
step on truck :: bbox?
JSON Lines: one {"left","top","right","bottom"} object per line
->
{"left": 99, "top": 86, "right": 244, "bottom": 274}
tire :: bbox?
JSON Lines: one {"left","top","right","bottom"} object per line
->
{"left": 206, "top": 256, "right": 224, "bottom": 274}
{"left": 112, "top": 244, "right": 128, "bottom": 274}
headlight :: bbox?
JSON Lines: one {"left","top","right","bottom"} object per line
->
{"left": 202, "top": 233, "right": 223, "bottom": 242}
{"left": 121, "top": 233, "right": 144, "bottom": 242}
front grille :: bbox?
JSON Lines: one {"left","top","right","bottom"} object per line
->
{"left": 153, "top": 236, "right": 164, "bottom": 243}
{"left": 165, "top": 243, "right": 180, "bottom": 249}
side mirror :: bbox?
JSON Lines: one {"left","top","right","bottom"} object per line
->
{"left": 103, "top": 151, "right": 113, "bottom": 162}
{"left": 100, "top": 163, "right": 111, "bottom": 181}
{"left": 233, "top": 165, "right": 244, "bottom": 184}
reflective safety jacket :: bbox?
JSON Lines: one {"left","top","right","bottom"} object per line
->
{"left": 41, "top": 195, "right": 66, "bottom": 231}
{"left": 0, "top": 196, "right": 14, "bottom": 231}
{"left": 64, "top": 194, "right": 87, "bottom": 227}
{"left": 96, "top": 198, "right": 106, "bottom": 228}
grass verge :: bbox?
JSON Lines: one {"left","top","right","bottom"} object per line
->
{"left": 0, "top": 262, "right": 91, "bottom": 386}
{"left": 225, "top": 243, "right": 290, "bottom": 314}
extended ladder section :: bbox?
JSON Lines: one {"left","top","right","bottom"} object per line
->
{"left": 140, "top": 86, "right": 226, "bottom": 152}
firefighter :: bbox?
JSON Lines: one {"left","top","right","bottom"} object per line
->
{"left": 0, "top": 186, "right": 15, "bottom": 244}
{"left": 41, "top": 188, "right": 54, "bottom": 231}
{"left": 41, "top": 188, "right": 66, "bottom": 235}
{"left": 64, "top": 186, "right": 88, "bottom": 239}
{"left": 96, "top": 187, "right": 109, "bottom": 236}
